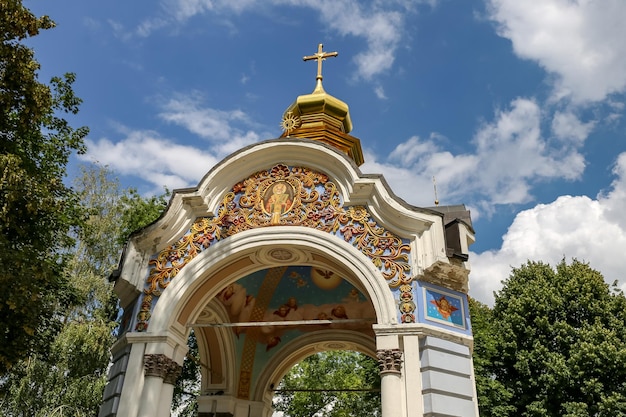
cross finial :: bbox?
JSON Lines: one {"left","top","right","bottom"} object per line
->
{"left": 303, "top": 44, "right": 338, "bottom": 83}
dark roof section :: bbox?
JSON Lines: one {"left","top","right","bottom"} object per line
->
{"left": 428, "top": 204, "right": 473, "bottom": 261}
{"left": 427, "top": 204, "right": 473, "bottom": 230}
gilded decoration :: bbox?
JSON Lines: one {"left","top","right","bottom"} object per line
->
{"left": 134, "top": 164, "right": 412, "bottom": 331}
{"left": 398, "top": 284, "right": 416, "bottom": 323}
{"left": 280, "top": 111, "right": 300, "bottom": 136}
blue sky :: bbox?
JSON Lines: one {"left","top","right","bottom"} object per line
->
{"left": 26, "top": 0, "right": 626, "bottom": 304}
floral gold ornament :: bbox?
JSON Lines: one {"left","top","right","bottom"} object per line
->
{"left": 134, "top": 164, "right": 412, "bottom": 331}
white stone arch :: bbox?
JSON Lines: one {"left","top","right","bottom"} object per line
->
{"left": 130, "top": 139, "right": 442, "bottom": 268}
{"left": 149, "top": 226, "right": 399, "bottom": 339}
{"left": 194, "top": 300, "right": 239, "bottom": 393}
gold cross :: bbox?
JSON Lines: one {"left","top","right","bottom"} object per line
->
{"left": 303, "top": 43, "right": 338, "bottom": 81}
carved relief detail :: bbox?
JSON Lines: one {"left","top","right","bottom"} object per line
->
{"left": 144, "top": 354, "right": 182, "bottom": 384}
{"left": 377, "top": 349, "right": 403, "bottom": 375}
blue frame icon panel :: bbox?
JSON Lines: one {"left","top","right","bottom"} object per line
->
{"left": 423, "top": 286, "right": 466, "bottom": 330}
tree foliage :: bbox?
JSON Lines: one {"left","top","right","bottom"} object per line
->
{"left": 469, "top": 298, "right": 516, "bottom": 417}
{"left": 171, "top": 331, "right": 201, "bottom": 417}
{"left": 0, "top": 0, "right": 89, "bottom": 373}
{"left": 472, "top": 260, "right": 626, "bottom": 416}
{"left": 273, "top": 350, "right": 381, "bottom": 417}
{"left": 118, "top": 188, "right": 169, "bottom": 246}
{"left": 0, "top": 164, "right": 168, "bottom": 416}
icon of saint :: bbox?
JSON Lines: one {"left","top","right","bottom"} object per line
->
{"left": 264, "top": 182, "right": 293, "bottom": 224}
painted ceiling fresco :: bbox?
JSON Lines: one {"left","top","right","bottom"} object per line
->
{"left": 216, "top": 265, "right": 375, "bottom": 351}
{"left": 212, "top": 265, "right": 375, "bottom": 395}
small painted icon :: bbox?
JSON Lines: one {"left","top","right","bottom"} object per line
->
{"left": 430, "top": 295, "right": 459, "bottom": 320}
{"left": 264, "top": 181, "right": 294, "bottom": 224}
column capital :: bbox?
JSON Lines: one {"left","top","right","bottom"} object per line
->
{"left": 377, "top": 349, "right": 403, "bottom": 375}
{"left": 144, "top": 353, "right": 182, "bottom": 383}
{"left": 164, "top": 360, "right": 183, "bottom": 385}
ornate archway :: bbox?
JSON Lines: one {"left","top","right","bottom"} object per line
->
{"left": 99, "top": 53, "right": 479, "bottom": 416}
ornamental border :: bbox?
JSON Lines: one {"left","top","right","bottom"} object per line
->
{"left": 134, "top": 164, "right": 414, "bottom": 331}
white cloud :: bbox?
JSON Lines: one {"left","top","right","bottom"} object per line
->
{"left": 302, "top": 0, "right": 403, "bottom": 80}
{"left": 132, "top": 0, "right": 426, "bottom": 82}
{"left": 374, "top": 85, "right": 387, "bottom": 100}
{"left": 471, "top": 99, "right": 585, "bottom": 205}
{"left": 486, "top": 0, "right": 626, "bottom": 103}
{"left": 469, "top": 152, "right": 626, "bottom": 305}
{"left": 157, "top": 94, "right": 265, "bottom": 156}
{"left": 599, "top": 152, "right": 626, "bottom": 230}
{"left": 362, "top": 148, "right": 437, "bottom": 206}
{"left": 551, "top": 111, "right": 595, "bottom": 145}
{"left": 79, "top": 126, "right": 218, "bottom": 192}
{"left": 372, "top": 98, "right": 588, "bottom": 211}
{"left": 79, "top": 92, "right": 272, "bottom": 192}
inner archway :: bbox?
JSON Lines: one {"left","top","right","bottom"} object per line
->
{"left": 271, "top": 349, "right": 381, "bottom": 417}
{"left": 188, "top": 258, "right": 381, "bottom": 415}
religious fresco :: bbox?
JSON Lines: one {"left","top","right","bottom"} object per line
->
{"left": 214, "top": 265, "right": 375, "bottom": 399}
{"left": 262, "top": 181, "right": 295, "bottom": 225}
{"left": 216, "top": 266, "right": 375, "bottom": 352}
{"left": 423, "top": 287, "right": 466, "bottom": 329}
{"left": 131, "top": 164, "right": 413, "bottom": 332}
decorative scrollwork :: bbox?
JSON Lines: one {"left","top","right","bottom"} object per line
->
{"left": 399, "top": 284, "right": 416, "bottom": 323}
{"left": 134, "top": 164, "right": 412, "bottom": 331}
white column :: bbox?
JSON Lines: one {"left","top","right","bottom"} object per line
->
{"left": 377, "top": 349, "right": 403, "bottom": 417}
{"left": 157, "top": 360, "right": 183, "bottom": 417}
{"left": 403, "top": 335, "right": 424, "bottom": 415}
{"left": 137, "top": 354, "right": 181, "bottom": 417}
{"left": 138, "top": 375, "right": 163, "bottom": 417}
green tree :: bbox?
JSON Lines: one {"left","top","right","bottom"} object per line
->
{"left": 0, "top": 165, "right": 122, "bottom": 415}
{"left": 0, "top": 0, "right": 89, "bottom": 372}
{"left": 469, "top": 297, "right": 515, "bottom": 417}
{"left": 118, "top": 187, "right": 169, "bottom": 246}
{"left": 273, "top": 350, "right": 381, "bottom": 417}
{"left": 485, "top": 260, "right": 626, "bottom": 416}
{"left": 0, "top": 164, "right": 168, "bottom": 415}
{"left": 171, "top": 331, "right": 201, "bottom": 417}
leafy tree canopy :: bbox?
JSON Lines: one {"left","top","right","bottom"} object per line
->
{"left": 0, "top": 0, "right": 89, "bottom": 373}
{"left": 0, "top": 164, "right": 169, "bottom": 416}
{"left": 472, "top": 259, "right": 626, "bottom": 417}
{"left": 273, "top": 350, "right": 381, "bottom": 417}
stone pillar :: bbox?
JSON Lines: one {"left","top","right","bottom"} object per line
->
{"left": 402, "top": 334, "right": 424, "bottom": 415}
{"left": 158, "top": 359, "right": 183, "bottom": 417}
{"left": 377, "top": 349, "right": 403, "bottom": 417}
{"left": 137, "top": 354, "right": 182, "bottom": 417}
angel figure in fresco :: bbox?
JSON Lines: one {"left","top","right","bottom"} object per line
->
{"left": 430, "top": 295, "right": 458, "bottom": 320}
{"left": 331, "top": 305, "right": 349, "bottom": 319}
{"left": 265, "top": 182, "right": 293, "bottom": 224}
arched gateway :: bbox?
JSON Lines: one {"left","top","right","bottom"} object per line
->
{"left": 100, "top": 45, "right": 479, "bottom": 417}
